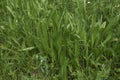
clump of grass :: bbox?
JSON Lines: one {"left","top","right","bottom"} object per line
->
{"left": 0, "top": 0, "right": 120, "bottom": 80}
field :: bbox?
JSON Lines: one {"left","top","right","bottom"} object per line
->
{"left": 0, "top": 0, "right": 120, "bottom": 80}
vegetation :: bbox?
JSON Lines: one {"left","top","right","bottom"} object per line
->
{"left": 0, "top": 0, "right": 120, "bottom": 80}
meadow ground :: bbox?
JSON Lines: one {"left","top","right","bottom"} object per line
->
{"left": 0, "top": 0, "right": 120, "bottom": 80}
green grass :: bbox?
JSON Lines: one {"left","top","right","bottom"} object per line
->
{"left": 0, "top": 0, "right": 120, "bottom": 80}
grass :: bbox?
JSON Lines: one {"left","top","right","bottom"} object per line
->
{"left": 0, "top": 0, "right": 120, "bottom": 80}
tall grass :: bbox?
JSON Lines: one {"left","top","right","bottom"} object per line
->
{"left": 0, "top": 0, "right": 120, "bottom": 80}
